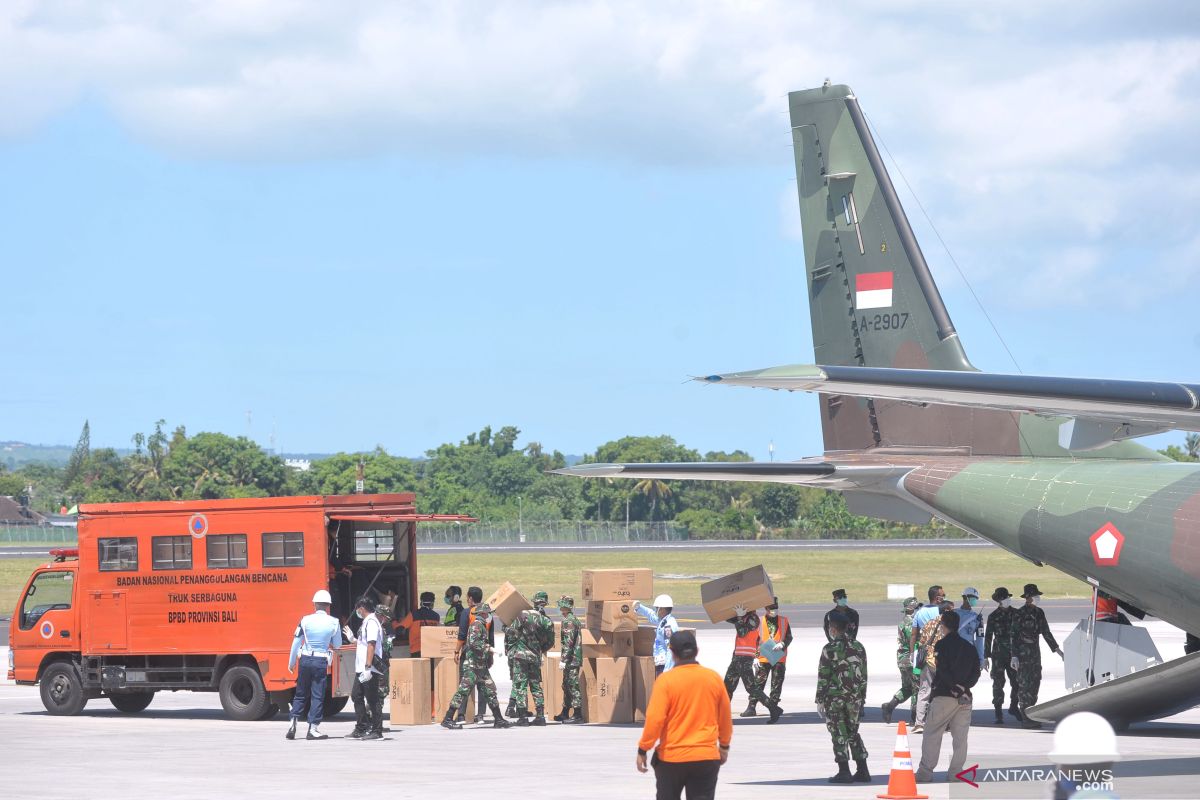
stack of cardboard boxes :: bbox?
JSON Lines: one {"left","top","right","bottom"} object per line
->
{"left": 387, "top": 582, "right": 534, "bottom": 726}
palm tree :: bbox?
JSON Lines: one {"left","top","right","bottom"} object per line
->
{"left": 1187, "top": 433, "right": 1200, "bottom": 461}
{"left": 634, "top": 478, "right": 673, "bottom": 521}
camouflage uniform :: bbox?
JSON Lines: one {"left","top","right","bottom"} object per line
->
{"left": 723, "top": 611, "right": 773, "bottom": 709}
{"left": 1009, "top": 602, "right": 1058, "bottom": 715}
{"left": 885, "top": 600, "right": 918, "bottom": 717}
{"left": 560, "top": 608, "right": 583, "bottom": 711}
{"left": 815, "top": 633, "right": 869, "bottom": 763}
{"left": 508, "top": 611, "right": 548, "bottom": 711}
{"left": 450, "top": 616, "right": 498, "bottom": 710}
{"left": 984, "top": 604, "right": 1019, "bottom": 714}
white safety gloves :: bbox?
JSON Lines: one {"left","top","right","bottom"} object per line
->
{"left": 358, "top": 671, "right": 372, "bottom": 684}
{"left": 1010, "top": 657, "right": 1019, "bottom": 670}
{"left": 733, "top": 604, "right": 748, "bottom": 617}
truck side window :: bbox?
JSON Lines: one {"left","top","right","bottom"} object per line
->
{"left": 98, "top": 537, "right": 138, "bottom": 571}
{"left": 152, "top": 536, "right": 193, "bottom": 570}
{"left": 262, "top": 532, "right": 304, "bottom": 567}
{"left": 20, "top": 571, "right": 73, "bottom": 630}
{"left": 207, "top": 534, "right": 248, "bottom": 569}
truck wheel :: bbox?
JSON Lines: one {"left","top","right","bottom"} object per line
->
{"left": 109, "top": 692, "right": 155, "bottom": 713}
{"left": 258, "top": 702, "right": 281, "bottom": 720}
{"left": 219, "top": 664, "right": 270, "bottom": 721}
{"left": 325, "top": 695, "right": 350, "bottom": 717}
{"left": 40, "top": 662, "right": 88, "bottom": 716}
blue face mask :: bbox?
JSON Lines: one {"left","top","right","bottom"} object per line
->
{"left": 967, "top": 597, "right": 978, "bottom": 607}
{"left": 836, "top": 598, "right": 848, "bottom": 607}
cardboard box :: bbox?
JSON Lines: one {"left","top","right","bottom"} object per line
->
{"left": 583, "top": 657, "right": 633, "bottom": 724}
{"left": 581, "top": 628, "right": 634, "bottom": 659}
{"left": 700, "top": 564, "right": 775, "bottom": 623}
{"left": 586, "top": 600, "right": 639, "bottom": 633}
{"left": 423, "top": 626, "right": 461, "bottom": 660}
{"left": 486, "top": 582, "right": 533, "bottom": 626}
{"left": 631, "top": 655, "right": 657, "bottom": 722}
{"left": 582, "top": 569, "right": 654, "bottom": 602}
{"left": 387, "top": 657, "right": 432, "bottom": 725}
{"left": 633, "top": 626, "right": 658, "bottom": 657}
{"left": 526, "top": 653, "right": 563, "bottom": 714}
{"left": 432, "top": 656, "right": 474, "bottom": 721}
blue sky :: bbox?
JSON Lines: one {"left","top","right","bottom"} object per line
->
{"left": 3, "top": 1, "right": 1200, "bottom": 460}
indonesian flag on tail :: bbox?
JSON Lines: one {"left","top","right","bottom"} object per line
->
{"left": 855, "top": 271, "right": 893, "bottom": 309}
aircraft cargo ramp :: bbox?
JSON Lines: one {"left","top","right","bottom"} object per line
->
{"left": 1028, "top": 650, "right": 1200, "bottom": 730}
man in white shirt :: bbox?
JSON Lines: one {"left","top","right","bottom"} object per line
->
{"left": 350, "top": 597, "right": 386, "bottom": 740}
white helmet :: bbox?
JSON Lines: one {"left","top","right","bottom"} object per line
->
{"left": 654, "top": 594, "right": 674, "bottom": 608}
{"left": 1047, "top": 712, "right": 1121, "bottom": 764}
{"left": 312, "top": 589, "right": 332, "bottom": 604}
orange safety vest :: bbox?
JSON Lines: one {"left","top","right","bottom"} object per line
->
{"left": 733, "top": 623, "right": 759, "bottom": 658}
{"left": 468, "top": 607, "right": 494, "bottom": 633}
{"left": 757, "top": 616, "right": 790, "bottom": 665}
{"left": 1096, "top": 595, "right": 1119, "bottom": 622}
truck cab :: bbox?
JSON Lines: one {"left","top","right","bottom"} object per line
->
{"left": 9, "top": 551, "right": 86, "bottom": 712}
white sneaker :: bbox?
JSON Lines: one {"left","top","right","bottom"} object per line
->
{"left": 307, "top": 724, "right": 328, "bottom": 740}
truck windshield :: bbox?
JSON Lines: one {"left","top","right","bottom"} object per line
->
{"left": 20, "top": 571, "right": 73, "bottom": 630}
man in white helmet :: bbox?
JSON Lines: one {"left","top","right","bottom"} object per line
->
{"left": 286, "top": 588, "right": 343, "bottom": 740}
{"left": 1047, "top": 712, "right": 1121, "bottom": 799}
{"left": 634, "top": 594, "right": 681, "bottom": 675}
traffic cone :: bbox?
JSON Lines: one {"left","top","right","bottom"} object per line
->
{"left": 877, "top": 721, "right": 928, "bottom": 799}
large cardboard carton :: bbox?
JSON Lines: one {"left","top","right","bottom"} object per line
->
{"left": 581, "top": 628, "right": 635, "bottom": 658}
{"left": 586, "top": 600, "right": 639, "bottom": 633}
{"left": 584, "top": 657, "right": 633, "bottom": 723}
{"left": 633, "top": 625, "right": 658, "bottom": 657}
{"left": 423, "top": 626, "right": 461, "bottom": 660}
{"left": 388, "top": 658, "right": 432, "bottom": 725}
{"left": 486, "top": 582, "right": 533, "bottom": 626}
{"left": 526, "top": 653, "right": 563, "bottom": 714}
{"left": 432, "top": 656, "right": 474, "bottom": 721}
{"left": 631, "top": 655, "right": 657, "bottom": 722}
{"left": 582, "top": 569, "right": 654, "bottom": 602}
{"left": 700, "top": 565, "right": 774, "bottom": 623}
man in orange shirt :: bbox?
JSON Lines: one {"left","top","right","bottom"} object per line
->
{"left": 637, "top": 630, "right": 732, "bottom": 800}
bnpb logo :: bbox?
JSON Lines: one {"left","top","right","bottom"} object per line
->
{"left": 188, "top": 514, "right": 209, "bottom": 539}
{"left": 40, "top": 620, "right": 55, "bottom": 640}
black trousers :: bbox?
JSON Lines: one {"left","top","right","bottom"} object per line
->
{"left": 652, "top": 755, "right": 721, "bottom": 800}
{"left": 351, "top": 672, "right": 384, "bottom": 733}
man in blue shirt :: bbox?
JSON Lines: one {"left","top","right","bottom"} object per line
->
{"left": 909, "top": 585, "right": 945, "bottom": 654}
{"left": 633, "top": 594, "right": 680, "bottom": 675}
{"left": 287, "top": 588, "right": 343, "bottom": 741}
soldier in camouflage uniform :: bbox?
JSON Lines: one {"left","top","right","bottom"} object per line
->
{"left": 440, "top": 603, "right": 513, "bottom": 730}
{"left": 816, "top": 611, "right": 870, "bottom": 784}
{"left": 984, "top": 586, "right": 1020, "bottom": 724}
{"left": 509, "top": 591, "right": 555, "bottom": 726}
{"left": 555, "top": 595, "right": 584, "bottom": 724}
{"left": 1008, "top": 583, "right": 1063, "bottom": 729}
{"left": 723, "top": 605, "right": 782, "bottom": 724}
{"left": 881, "top": 596, "right": 920, "bottom": 724}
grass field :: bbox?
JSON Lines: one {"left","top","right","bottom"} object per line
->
{"left": 0, "top": 548, "right": 1087, "bottom": 617}
{"left": 414, "top": 547, "right": 1084, "bottom": 607}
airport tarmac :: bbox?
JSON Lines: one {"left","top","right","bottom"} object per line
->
{"left": 3, "top": 621, "right": 1198, "bottom": 799}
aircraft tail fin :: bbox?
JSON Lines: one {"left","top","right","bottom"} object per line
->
{"left": 789, "top": 85, "right": 1008, "bottom": 453}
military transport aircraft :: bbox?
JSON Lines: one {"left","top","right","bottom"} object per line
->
{"left": 557, "top": 83, "right": 1200, "bottom": 729}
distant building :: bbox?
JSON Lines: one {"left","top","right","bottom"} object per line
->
{"left": 284, "top": 458, "right": 311, "bottom": 472}
{"left": 0, "top": 496, "right": 47, "bottom": 526}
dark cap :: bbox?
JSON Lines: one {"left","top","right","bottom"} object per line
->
{"left": 832, "top": 588, "right": 847, "bottom": 599}
{"left": 1022, "top": 583, "right": 1043, "bottom": 598}
{"left": 420, "top": 591, "right": 436, "bottom": 604}
{"left": 991, "top": 587, "right": 1012, "bottom": 602}
{"left": 668, "top": 629, "right": 698, "bottom": 658}
{"left": 941, "top": 609, "right": 961, "bottom": 630}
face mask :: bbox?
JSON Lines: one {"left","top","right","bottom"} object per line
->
{"left": 444, "top": 597, "right": 451, "bottom": 605}
{"left": 767, "top": 609, "right": 778, "bottom": 618}
{"left": 998, "top": 599, "right": 1010, "bottom": 608}
{"left": 421, "top": 602, "right": 434, "bottom": 609}
{"left": 1030, "top": 596, "right": 1040, "bottom": 605}
{"left": 356, "top": 610, "right": 365, "bottom": 620}
{"left": 967, "top": 597, "right": 978, "bottom": 607}
{"left": 836, "top": 598, "right": 848, "bottom": 607}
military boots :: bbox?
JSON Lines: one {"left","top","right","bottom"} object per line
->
{"left": 531, "top": 705, "right": 547, "bottom": 726}
{"left": 853, "top": 759, "right": 870, "bottom": 783}
{"left": 440, "top": 709, "right": 463, "bottom": 730}
{"left": 490, "top": 702, "right": 513, "bottom": 729}
{"left": 553, "top": 704, "right": 570, "bottom": 722}
{"left": 881, "top": 699, "right": 896, "bottom": 724}
{"left": 829, "top": 761, "right": 853, "bottom": 784}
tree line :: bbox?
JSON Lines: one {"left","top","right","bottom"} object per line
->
{"left": 7, "top": 421, "right": 1195, "bottom": 538}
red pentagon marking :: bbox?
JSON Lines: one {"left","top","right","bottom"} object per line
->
{"left": 1090, "top": 522, "right": 1125, "bottom": 567}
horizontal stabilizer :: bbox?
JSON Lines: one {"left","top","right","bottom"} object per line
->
{"left": 701, "top": 364, "right": 1200, "bottom": 445}
{"left": 553, "top": 460, "right": 912, "bottom": 490}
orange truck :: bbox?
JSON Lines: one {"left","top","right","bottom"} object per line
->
{"left": 7, "top": 493, "right": 468, "bottom": 720}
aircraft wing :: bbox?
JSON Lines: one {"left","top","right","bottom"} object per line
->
{"left": 701, "top": 364, "right": 1200, "bottom": 449}
{"left": 553, "top": 460, "right": 911, "bottom": 490}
